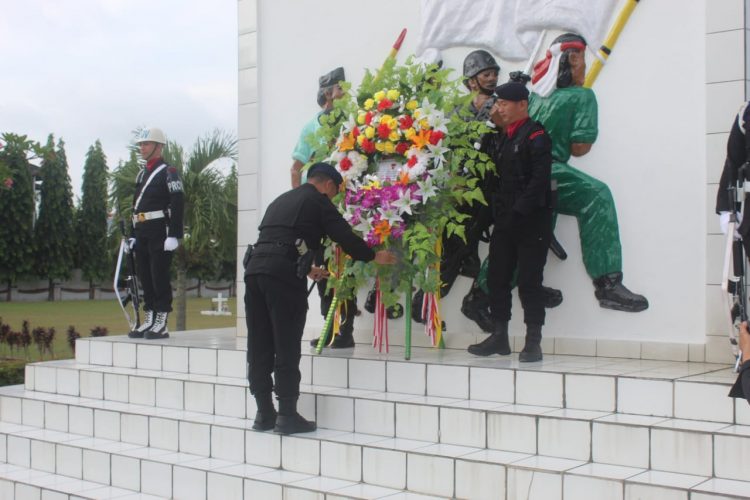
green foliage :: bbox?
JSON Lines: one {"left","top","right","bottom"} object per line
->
{"left": 75, "top": 141, "right": 110, "bottom": 283}
{"left": 308, "top": 57, "right": 494, "bottom": 305}
{"left": 0, "top": 133, "right": 38, "bottom": 284}
{"left": 0, "top": 361, "right": 24, "bottom": 387}
{"left": 34, "top": 136, "right": 75, "bottom": 284}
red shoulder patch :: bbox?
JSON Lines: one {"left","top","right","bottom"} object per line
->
{"left": 168, "top": 167, "right": 178, "bottom": 173}
{"left": 529, "top": 130, "right": 545, "bottom": 140}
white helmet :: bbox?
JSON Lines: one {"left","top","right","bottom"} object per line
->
{"left": 135, "top": 127, "right": 166, "bottom": 145}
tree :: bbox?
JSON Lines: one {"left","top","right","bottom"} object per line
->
{"left": 75, "top": 141, "right": 110, "bottom": 298}
{"left": 163, "top": 130, "right": 238, "bottom": 330}
{"left": 0, "top": 134, "right": 38, "bottom": 300}
{"left": 34, "top": 136, "right": 75, "bottom": 301}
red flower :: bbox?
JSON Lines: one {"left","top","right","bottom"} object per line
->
{"left": 339, "top": 157, "right": 353, "bottom": 171}
{"left": 395, "top": 142, "right": 410, "bottom": 155}
{"left": 361, "top": 138, "right": 376, "bottom": 154}
{"left": 352, "top": 127, "right": 360, "bottom": 138}
{"left": 377, "top": 123, "right": 391, "bottom": 140}
{"left": 407, "top": 155, "right": 418, "bottom": 167}
{"left": 399, "top": 115, "right": 414, "bottom": 130}
{"left": 429, "top": 130, "right": 445, "bottom": 145}
{"left": 377, "top": 99, "right": 393, "bottom": 111}
{"left": 365, "top": 112, "right": 374, "bottom": 125}
{"left": 3, "top": 178, "right": 13, "bottom": 188}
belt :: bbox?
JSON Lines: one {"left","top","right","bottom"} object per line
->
{"left": 253, "top": 241, "right": 297, "bottom": 259}
{"left": 132, "top": 210, "right": 166, "bottom": 224}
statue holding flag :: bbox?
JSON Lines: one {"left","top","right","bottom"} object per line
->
{"left": 526, "top": 33, "right": 648, "bottom": 312}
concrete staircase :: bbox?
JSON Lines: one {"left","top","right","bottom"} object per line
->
{"left": 1, "top": 329, "right": 750, "bottom": 499}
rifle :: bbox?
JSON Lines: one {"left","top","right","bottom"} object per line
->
{"left": 114, "top": 219, "right": 141, "bottom": 331}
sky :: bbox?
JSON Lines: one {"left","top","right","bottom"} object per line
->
{"left": 0, "top": 0, "right": 238, "bottom": 198}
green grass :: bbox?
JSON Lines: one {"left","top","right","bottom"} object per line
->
{"left": 0, "top": 296, "right": 237, "bottom": 363}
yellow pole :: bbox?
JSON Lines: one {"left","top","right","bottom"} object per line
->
{"left": 584, "top": 0, "right": 641, "bottom": 88}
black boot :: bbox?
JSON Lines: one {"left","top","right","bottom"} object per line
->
{"left": 542, "top": 286, "right": 563, "bottom": 308}
{"left": 459, "top": 253, "right": 480, "bottom": 278}
{"left": 331, "top": 319, "right": 355, "bottom": 348}
{"left": 519, "top": 324, "right": 543, "bottom": 362}
{"left": 364, "top": 286, "right": 376, "bottom": 313}
{"left": 461, "top": 287, "right": 494, "bottom": 333}
{"left": 274, "top": 398, "right": 316, "bottom": 435}
{"left": 593, "top": 272, "right": 649, "bottom": 312}
{"left": 468, "top": 322, "right": 511, "bottom": 356}
{"left": 411, "top": 290, "right": 425, "bottom": 323}
{"left": 144, "top": 312, "right": 169, "bottom": 339}
{"left": 252, "top": 393, "right": 277, "bottom": 431}
{"left": 309, "top": 332, "right": 330, "bottom": 348}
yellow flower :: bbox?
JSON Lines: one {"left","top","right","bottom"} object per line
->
{"left": 373, "top": 90, "right": 386, "bottom": 101}
{"left": 388, "top": 131, "right": 400, "bottom": 142}
{"left": 420, "top": 119, "right": 430, "bottom": 129}
{"left": 404, "top": 128, "right": 416, "bottom": 140}
{"left": 363, "top": 179, "right": 381, "bottom": 190}
{"left": 387, "top": 89, "right": 400, "bottom": 101}
{"left": 338, "top": 132, "right": 355, "bottom": 152}
{"left": 406, "top": 100, "right": 418, "bottom": 111}
{"left": 357, "top": 135, "right": 365, "bottom": 146}
{"left": 380, "top": 114, "right": 393, "bottom": 126}
{"left": 357, "top": 113, "right": 367, "bottom": 125}
{"left": 364, "top": 99, "right": 375, "bottom": 110}
{"left": 375, "top": 142, "right": 386, "bottom": 152}
{"left": 383, "top": 141, "right": 396, "bottom": 154}
{"left": 413, "top": 110, "right": 421, "bottom": 119}
{"left": 365, "top": 127, "right": 375, "bottom": 139}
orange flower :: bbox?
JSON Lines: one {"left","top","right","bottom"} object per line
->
{"left": 397, "top": 171, "right": 410, "bottom": 186}
{"left": 411, "top": 128, "right": 431, "bottom": 149}
{"left": 338, "top": 132, "right": 356, "bottom": 152}
{"left": 374, "top": 220, "right": 391, "bottom": 243}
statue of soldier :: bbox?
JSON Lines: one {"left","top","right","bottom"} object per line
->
{"left": 525, "top": 33, "right": 648, "bottom": 312}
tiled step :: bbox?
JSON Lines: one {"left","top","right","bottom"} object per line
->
{"left": 2, "top": 417, "right": 750, "bottom": 500}
{"left": 72, "top": 332, "right": 745, "bottom": 424}
{"left": 0, "top": 421, "right": 439, "bottom": 500}
{"left": 7, "top": 363, "right": 750, "bottom": 483}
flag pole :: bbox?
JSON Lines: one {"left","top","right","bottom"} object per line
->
{"left": 584, "top": 0, "right": 641, "bottom": 88}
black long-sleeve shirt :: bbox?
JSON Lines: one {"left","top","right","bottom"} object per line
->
{"left": 717, "top": 102, "right": 750, "bottom": 215}
{"left": 246, "top": 183, "right": 375, "bottom": 288}
{"left": 132, "top": 159, "right": 185, "bottom": 238}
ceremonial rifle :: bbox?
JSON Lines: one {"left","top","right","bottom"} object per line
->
{"left": 114, "top": 219, "right": 141, "bottom": 331}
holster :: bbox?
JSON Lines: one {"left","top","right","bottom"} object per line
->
{"left": 242, "top": 244, "right": 254, "bottom": 269}
{"left": 296, "top": 251, "right": 314, "bottom": 280}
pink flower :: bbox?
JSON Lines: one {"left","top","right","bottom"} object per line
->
{"left": 3, "top": 178, "right": 12, "bottom": 189}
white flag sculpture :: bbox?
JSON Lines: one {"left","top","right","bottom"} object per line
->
{"left": 417, "top": 0, "right": 619, "bottom": 61}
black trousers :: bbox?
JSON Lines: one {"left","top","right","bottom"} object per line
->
{"left": 488, "top": 209, "right": 552, "bottom": 325}
{"left": 245, "top": 274, "right": 307, "bottom": 398}
{"left": 439, "top": 205, "right": 481, "bottom": 297}
{"left": 135, "top": 232, "right": 173, "bottom": 313}
{"left": 317, "top": 279, "right": 356, "bottom": 336}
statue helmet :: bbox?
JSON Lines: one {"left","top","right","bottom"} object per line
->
{"left": 463, "top": 50, "right": 500, "bottom": 80}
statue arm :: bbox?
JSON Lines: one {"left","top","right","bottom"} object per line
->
{"left": 570, "top": 143, "right": 592, "bottom": 157}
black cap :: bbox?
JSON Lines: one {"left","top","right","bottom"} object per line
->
{"left": 307, "top": 162, "right": 343, "bottom": 187}
{"left": 319, "top": 67, "right": 345, "bottom": 88}
{"left": 494, "top": 82, "right": 529, "bottom": 102}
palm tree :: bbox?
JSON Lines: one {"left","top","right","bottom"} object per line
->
{"left": 111, "top": 129, "right": 237, "bottom": 331}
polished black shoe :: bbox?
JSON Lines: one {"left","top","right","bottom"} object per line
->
{"left": 459, "top": 253, "right": 480, "bottom": 278}
{"left": 331, "top": 334, "right": 355, "bottom": 348}
{"left": 593, "top": 272, "right": 649, "bottom": 312}
{"left": 461, "top": 291, "right": 493, "bottom": 333}
{"left": 468, "top": 323, "right": 511, "bottom": 356}
{"left": 310, "top": 335, "right": 329, "bottom": 348}
{"left": 519, "top": 343, "right": 543, "bottom": 362}
{"left": 274, "top": 413, "right": 317, "bottom": 434}
{"left": 252, "top": 411, "right": 277, "bottom": 431}
{"left": 542, "top": 286, "right": 563, "bottom": 308}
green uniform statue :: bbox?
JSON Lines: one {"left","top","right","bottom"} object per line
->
{"left": 479, "top": 33, "right": 648, "bottom": 313}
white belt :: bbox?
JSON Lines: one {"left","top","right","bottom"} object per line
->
{"left": 132, "top": 210, "right": 166, "bottom": 224}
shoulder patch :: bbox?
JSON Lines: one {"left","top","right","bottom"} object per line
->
{"left": 168, "top": 166, "right": 178, "bottom": 174}
{"left": 529, "top": 130, "right": 545, "bottom": 141}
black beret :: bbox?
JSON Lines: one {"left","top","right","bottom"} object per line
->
{"left": 319, "top": 67, "right": 345, "bottom": 88}
{"left": 494, "top": 82, "right": 529, "bottom": 102}
{"left": 307, "top": 162, "right": 343, "bottom": 187}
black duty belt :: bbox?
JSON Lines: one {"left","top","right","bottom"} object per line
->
{"left": 253, "top": 241, "right": 297, "bottom": 260}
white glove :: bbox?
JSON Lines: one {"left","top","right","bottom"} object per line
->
{"left": 164, "top": 237, "right": 179, "bottom": 251}
{"left": 719, "top": 211, "right": 742, "bottom": 240}
{"left": 125, "top": 238, "right": 136, "bottom": 253}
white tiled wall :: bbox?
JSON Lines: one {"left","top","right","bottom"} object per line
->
{"left": 236, "top": 0, "right": 259, "bottom": 338}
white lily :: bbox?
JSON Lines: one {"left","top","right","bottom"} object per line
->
{"left": 392, "top": 188, "right": 416, "bottom": 216}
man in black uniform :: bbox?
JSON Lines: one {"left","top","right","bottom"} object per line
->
{"left": 128, "top": 127, "right": 184, "bottom": 340}
{"left": 467, "top": 82, "right": 552, "bottom": 362}
{"left": 245, "top": 162, "right": 397, "bottom": 434}
{"left": 717, "top": 101, "right": 750, "bottom": 246}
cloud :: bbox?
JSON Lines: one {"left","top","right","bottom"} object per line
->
{"left": 0, "top": 0, "right": 237, "bottom": 197}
